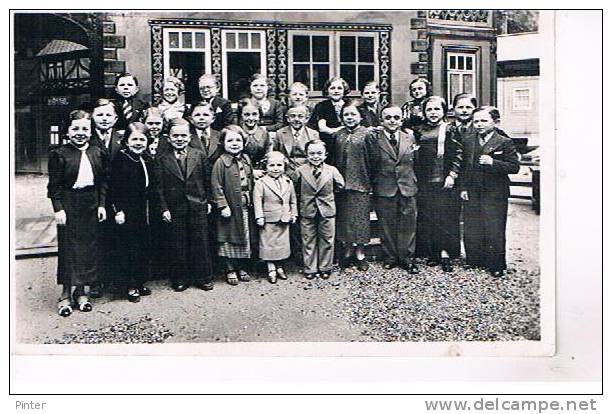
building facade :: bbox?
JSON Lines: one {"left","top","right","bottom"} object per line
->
{"left": 14, "top": 10, "right": 498, "bottom": 173}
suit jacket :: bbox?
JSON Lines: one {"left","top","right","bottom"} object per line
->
{"left": 90, "top": 128, "right": 124, "bottom": 163}
{"left": 253, "top": 174, "right": 297, "bottom": 223}
{"left": 189, "top": 127, "right": 222, "bottom": 161}
{"left": 47, "top": 143, "right": 108, "bottom": 212}
{"left": 114, "top": 96, "right": 149, "bottom": 131}
{"left": 366, "top": 129, "right": 419, "bottom": 198}
{"left": 295, "top": 163, "right": 345, "bottom": 218}
{"left": 357, "top": 101, "right": 384, "bottom": 128}
{"left": 273, "top": 126, "right": 320, "bottom": 179}
{"left": 460, "top": 130, "right": 520, "bottom": 194}
{"left": 151, "top": 146, "right": 210, "bottom": 214}
{"left": 211, "top": 153, "right": 254, "bottom": 244}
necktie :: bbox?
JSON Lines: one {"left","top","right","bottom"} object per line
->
{"left": 313, "top": 166, "right": 321, "bottom": 182}
{"left": 103, "top": 131, "right": 111, "bottom": 148}
{"left": 122, "top": 100, "right": 133, "bottom": 121}
{"left": 176, "top": 149, "right": 187, "bottom": 174}
{"left": 200, "top": 130, "right": 209, "bottom": 152}
{"left": 459, "top": 124, "right": 467, "bottom": 135}
{"left": 479, "top": 136, "right": 486, "bottom": 147}
{"left": 388, "top": 132, "right": 397, "bottom": 149}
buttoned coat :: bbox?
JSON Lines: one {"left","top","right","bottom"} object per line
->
{"left": 253, "top": 174, "right": 297, "bottom": 223}
{"left": 211, "top": 153, "right": 255, "bottom": 245}
{"left": 366, "top": 129, "right": 419, "bottom": 198}
{"left": 295, "top": 163, "right": 345, "bottom": 218}
{"left": 90, "top": 128, "right": 124, "bottom": 163}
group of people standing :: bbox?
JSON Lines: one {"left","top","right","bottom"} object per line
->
{"left": 47, "top": 71, "right": 520, "bottom": 317}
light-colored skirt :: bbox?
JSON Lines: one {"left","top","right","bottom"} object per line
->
{"left": 259, "top": 222, "right": 291, "bottom": 261}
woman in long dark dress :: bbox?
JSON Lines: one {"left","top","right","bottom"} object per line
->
{"left": 334, "top": 102, "right": 372, "bottom": 271}
{"left": 47, "top": 110, "right": 108, "bottom": 316}
{"left": 414, "top": 96, "right": 463, "bottom": 272}
{"left": 110, "top": 122, "right": 152, "bottom": 302}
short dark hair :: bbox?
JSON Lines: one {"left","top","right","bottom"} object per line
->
{"left": 340, "top": 99, "right": 362, "bottom": 119}
{"left": 361, "top": 81, "right": 379, "bottom": 94}
{"left": 305, "top": 139, "right": 327, "bottom": 153}
{"left": 114, "top": 72, "right": 139, "bottom": 87}
{"left": 64, "top": 109, "right": 92, "bottom": 135}
{"left": 473, "top": 106, "right": 501, "bottom": 122}
{"left": 452, "top": 93, "right": 478, "bottom": 109}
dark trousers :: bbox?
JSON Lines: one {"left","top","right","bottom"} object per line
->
{"left": 463, "top": 188, "right": 509, "bottom": 271}
{"left": 164, "top": 203, "right": 213, "bottom": 284}
{"left": 415, "top": 182, "right": 461, "bottom": 259}
{"left": 57, "top": 189, "right": 99, "bottom": 287}
{"left": 116, "top": 222, "right": 149, "bottom": 289}
{"left": 375, "top": 193, "right": 417, "bottom": 263}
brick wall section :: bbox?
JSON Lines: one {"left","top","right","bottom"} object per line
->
{"left": 102, "top": 18, "right": 126, "bottom": 96}
{"left": 410, "top": 12, "right": 429, "bottom": 78}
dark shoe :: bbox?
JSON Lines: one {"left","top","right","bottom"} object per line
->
{"left": 401, "top": 260, "right": 419, "bottom": 274}
{"left": 127, "top": 288, "right": 141, "bottom": 303}
{"left": 304, "top": 273, "right": 316, "bottom": 280}
{"left": 320, "top": 271, "right": 331, "bottom": 280}
{"left": 383, "top": 259, "right": 398, "bottom": 269}
{"left": 172, "top": 281, "right": 188, "bottom": 292}
{"left": 490, "top": 269, "right": 505, "bottom": 278}
{"left": 57, "top": 297, "right": 72, "bottom": 317}
{"left": 356, "top": 258, "right": 369, "bottom": 271}
{"left": 89, "top": 284, "right": 103, "bottom": 299}
{"left": 75, "top": 295, "right": 93, "bottom": 312}
{"left": 197, "top": 282, "right": 214, "bottom": 291}
{"left": 441, "top": 258, "right": 453, "bottom": 273}
{"left": 339, "top": 255, "right": 354, "bottom": 269}
{"left": 139, "top": 286, "right": 152, "bottom": 296}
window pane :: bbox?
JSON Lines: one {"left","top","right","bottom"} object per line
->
{"left": 169, "top": 32, "right": 179, "bottom": 48}
{"left": 449, "top": 55, "right": 456, "bottom": 70}
{"left": 182, "top": 32, "right": 193, "bottom": 49}
{"left": 466, "top": 56, "right": 473, "bottom": 70}
{"left": 238, "top": 33, "right": 249, "bottom": 49}
{"left": 458, "top": 55, "right": 465, "bottom": 70}
{"left": 358, "top": 37, "right": 374, "bottom": 62}
{"left": 195, "top": 32, "right": 206, "bottom": 49}
{"left": 449, "top": 73, "right": 461, "bottom": 102}
{"left": 463, "top": 74, "right": 473, "bottom": 94}
{"left": 227, "top": 33, "right": 236, "bottom": 49}
{"left": 312, "top": 64, "right": 330, "bottom": 91}
{"left": 340, "top": 64, "right": 356, "bottom": 90}
{"left": 358, "top": 65, "right": 375, "bottom": 91}
{"left": 293, "top": 64, "right": 310, "bottom": 88}
{"left": 340, "top": 36, "right": 356, "bottom": 62}
{"left": 293, "top": 36, "right": 310, "bottom": 62}
{"left": 312, "top": 36, "right": 329, "bottom": 62}
{"left": 251, "top": 32, "right": 261, "bottom": 49}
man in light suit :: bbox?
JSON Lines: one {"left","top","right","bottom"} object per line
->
{"left": 295, "top": 140, "right": 345, "bottom": 279}
{"left": 273, "top": 106, "right": 320, "bottom": 181}
{"left": 367, "top": 106, "right": 419, "bottom": 273}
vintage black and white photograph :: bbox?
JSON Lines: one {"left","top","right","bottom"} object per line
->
{"left": 11, "top": 9, "right": 552, "bottom": 355}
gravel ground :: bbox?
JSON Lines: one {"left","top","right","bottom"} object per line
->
{"left": 14, "top": 175, "right": 540, "bottom": 344}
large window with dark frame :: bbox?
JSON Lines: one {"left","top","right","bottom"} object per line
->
{"left": 289, "top": 31, "right": 379, "bottom": 96}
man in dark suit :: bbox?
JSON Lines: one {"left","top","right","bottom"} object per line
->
{"left": 88, "top": 98, "right": 124, "bottom": 297}
{"left": 194, "top": 74, "right": 236, "bottom": 131}
{"left": 113, "top": 73, "right": 149, "bottom": 131}
{"left": 459, "top": 107, "right": 520, "bottom": 277}
{"left": 151, "top": 118, "right": 214, "bottom": 291}
{"left": 367, "top": 106, "right": 419, "bottom": 273}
